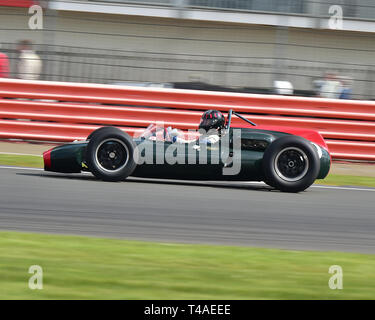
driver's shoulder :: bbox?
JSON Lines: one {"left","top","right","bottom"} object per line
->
{"left": 206, "top": 134, "right": 220, "bottom": 144}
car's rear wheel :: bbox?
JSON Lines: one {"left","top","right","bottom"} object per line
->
{"left": 86, "top": 127, "right": 137, "bottom": 181}
{"left": 264, "top": 179, "right": 275, "bottom": 188}
{"left": 262, "top": 136, "right": 320, "bottom": 192}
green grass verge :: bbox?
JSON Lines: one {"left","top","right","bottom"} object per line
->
{"left": 0, "top": 154, "right": 43, "bottom": 168}
{"left": 1, "top": 231, "right": 374, "bottom": 299}
{"left": 316, "top": 175, "right": 375, "bottom": 188}
{"left": 1, "top": 154, "right": 374, "bottom": 188}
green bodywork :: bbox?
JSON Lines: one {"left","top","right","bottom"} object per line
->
{"left": 46, "top": 127, "right": 331, "bottom": 181}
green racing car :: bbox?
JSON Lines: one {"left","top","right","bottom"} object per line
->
{"left": 43, "top": 109, "right": 331, "bottom": 192}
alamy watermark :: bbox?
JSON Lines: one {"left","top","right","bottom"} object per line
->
{"left": 328, "top": 5, "right": 343, "bottom": 30}
{"left": 328, "top": 265, "right": 343, "bottom": 290}
{"left": 133, "top": 124, "right": 242, "bottom": 175}
{"left": 28, "top": 5, "right": 43, "bottom": 30}
{"left": 28, "top": 265, "right": 43, "bottom": 290}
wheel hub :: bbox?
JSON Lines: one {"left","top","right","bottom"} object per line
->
{"left": 109, "top": 152, "right": 116, "bottom": 159}
{"left": 95, "top": 139, "right": 129, "bottom": 172}
{"left": 274, "top": 147, "right": 309, "bottom": 182}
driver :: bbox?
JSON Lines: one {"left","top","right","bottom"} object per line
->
{"left": 170, "top": 110, "right": 225, "bottom": 144}
{"left": 197, "top": 109, "right": 225, "bottom": 144}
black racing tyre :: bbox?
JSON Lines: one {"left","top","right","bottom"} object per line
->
{"left": 262, "top": 136, "right": 320, "bottom": 193}
{"left": 86, "top": 127, "right": 137, "bottom": 181}
{"left": 87, "top": 126, "right": 116, "bottom": 141}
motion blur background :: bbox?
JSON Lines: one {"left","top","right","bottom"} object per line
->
{"left": 1, "top": 0, "right": 375, "bottom": 99}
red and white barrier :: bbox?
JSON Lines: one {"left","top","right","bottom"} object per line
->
{"left": 0, "top": 78, "right": 374, "bottom": 161}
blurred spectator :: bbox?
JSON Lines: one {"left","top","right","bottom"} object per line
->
{"left": 274, "top": 80, "right": 294, "bottom": 95}
{"left": 338, "top": 76, "right": 353, "bottom": 99}
{"left": 312, "top": 78, "right": 323, "bottom": 97}
{"left": 16, "top": 40, "right": 42, "bottom": 80}
{"left": 318, "top": 73, "right": 342, "bottom": 99}
{"left": 0, "top": 44, "right": 10, "bottom": 78}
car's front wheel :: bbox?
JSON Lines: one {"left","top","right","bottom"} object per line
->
{"left": 86, "top": 127, "right": 137, "bottom": 181}
{"left": 262, "top": 136, "right": 320, "bottom": 192}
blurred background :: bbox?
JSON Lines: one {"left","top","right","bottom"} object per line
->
{"left": 1, "top": 0, "right": 375, "bottom": 99}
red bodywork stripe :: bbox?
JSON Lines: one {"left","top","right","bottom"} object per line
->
{"left": 234, "top": 124, "right": 330, "bottom": 152}
{"left": 43, "top": 149, "right": 52, "bottom": 170}
{"left": 0, "top": 1, "right": 36, "bottom": 7}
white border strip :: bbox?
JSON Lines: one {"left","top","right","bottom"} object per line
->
{"left": 0, "top": 152, "right": 42, "bottom": 157}
{"left": 311, "top": 185, "right": 375, "bottom": 192}
{"left": 49, "top": 1, "right": 375, "bottom": 33}
{"left": 0, "top": 166, "right": 43, "bottom": 171}
{"left": 0, "top": 165, "right": 374, "bottom": 192}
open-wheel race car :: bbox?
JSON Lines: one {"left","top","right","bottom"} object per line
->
{"left": 43, "top": 109, "right": 331, "bottom": 192}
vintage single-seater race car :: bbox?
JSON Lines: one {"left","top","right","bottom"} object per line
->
{"left": 43, "top": 110, "right": 331, "bottom": 192}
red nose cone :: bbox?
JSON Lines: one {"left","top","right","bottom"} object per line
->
{"left": 43, "top": 149, "right": 52, "bottom": 170}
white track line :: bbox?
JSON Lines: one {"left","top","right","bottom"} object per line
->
{"left": 0, "top": 165, "right": 374, "bottom": 192}
{"left": 0, "top": 165, "right": 44, "bottom": 171}
{"left": 311, "top": 185, "right": 375, "bottom": 192}
{"left": 0, "top": 152, "right": 42, "bottom": 157}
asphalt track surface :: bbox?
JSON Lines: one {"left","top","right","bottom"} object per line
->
{"left": 0, "top": 166, "right": 374, "bottom": 254}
